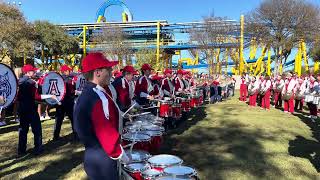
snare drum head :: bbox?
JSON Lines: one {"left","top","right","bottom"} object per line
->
{"left": 141, "top": 125, "right": 165, "bottom": 132}
{"left": 142, "top": 169, "right": 162, "bottom": 178}
{"left": 124, "top": 163, "right": 148, "bottom": 173}
{"left": 155, "top": 176, "right": 191, "bottom": 180}
{"left": 163, "top": 166, "right": 196, "bottom": 176}
{"left": 140, "top": 130, "right": 162, "bottom": 136}
{"left": 122, "top": 132, "right": 151, "bottom": 141}
{"left": 172, "top": 104, "right": 182, "bottom": 108}
{"left": 148, "top": 154, "right": 183, "bottom": 167}
{"left": 124, "top": 149, "right": 151, "bottom": 163}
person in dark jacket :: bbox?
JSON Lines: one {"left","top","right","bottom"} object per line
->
{"left": 17, "top": 64, "right": 56, "bottom": 155}
{"left": 74, "top": 52, "right": 130, "bottom": 180}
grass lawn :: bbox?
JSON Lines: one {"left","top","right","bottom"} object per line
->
{"left": 1, "top": 93, "right": 320, "bottom": 179}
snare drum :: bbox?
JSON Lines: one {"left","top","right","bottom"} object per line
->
{"left": 172, "top": 104, "right": 182, "bottom": 119}
{"left": 141, "top": 124, "right": 165, "bottom": 132}
{"left": 122, "top": 132, "right": 151, "bottom": 152}
{"left": 124, "top": 163, "right": 149, "bottom": 180}
{"left": 190, "top": 95, "right": 199, "bottom": 108}
{"left": 148, "top": 154, "right": 183, "bottom": 171}
{"left": 141, "top": 168, "right": 162, "bottom": 180}
{"left": 178, "top": 98, "right": 191, "bottom": 112}
{"left": 159, "top": 100, "right": 173, "bottom": 117}
{"left": 163, "top": 166, "right": 197, "bottom": 179}
{"left": 140, "top": 130, "right": 163, "bottom": 154}
{"left": 122, "top": 149, "right": 151, "bottom": 164}
{"left": 155, "top": 176, "right": 192, "bottom": 180}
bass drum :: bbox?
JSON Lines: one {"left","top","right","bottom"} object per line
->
{"left": 0, "top": 63, "right": 18, "bottom": 109}
{"left": 282, "top": 92, "right": 293, "bottom": 101}
{"left": 42, "top": 72, "right": 66, "bottom": 105}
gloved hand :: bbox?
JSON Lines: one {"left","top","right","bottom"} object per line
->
{"left": 120, "top": 150, "right": 131, "bottom": 164}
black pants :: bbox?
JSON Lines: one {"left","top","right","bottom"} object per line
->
{"left": 84, "top": 147, "right": 118, "bottom": 180}
{"left": 18, "top": 110, "right": 42, "bottom": 153}
{"left": 54, "top": 100, "right": 74, "bottom": 139}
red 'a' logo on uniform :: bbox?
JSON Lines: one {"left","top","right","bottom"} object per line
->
{"left": 47, "top": 79, "right": 61, "bottom": 96}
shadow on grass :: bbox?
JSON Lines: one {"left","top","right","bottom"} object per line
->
{"left": 160, "top": 105, "right": 283, "bottom": 179}
{"left": 0, "top": 133, "right": 76, "bottom": 169}
{"left": 290, "top": 113, "right": 320, "bottom": 172}
{"left": 23, "top": 149, "right": 83, "bottom": 180}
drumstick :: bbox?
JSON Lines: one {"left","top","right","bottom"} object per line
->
{"left": 122, "top": 102, "right": 137, "bottom": 118}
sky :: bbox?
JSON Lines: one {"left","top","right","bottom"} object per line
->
{"left": 12, "top": 0, "right": 263, "bottom": 24}
{"left": 7, "top": 0, "right": 320, "bottom": 72}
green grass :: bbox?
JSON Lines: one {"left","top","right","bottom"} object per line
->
{"left": 160, "top": 93, "right": 320, "bottom": 180}
{"left": 0, "top": 93, "right": 320, "bottom": 179}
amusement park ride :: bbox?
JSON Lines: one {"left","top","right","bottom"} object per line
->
{"left": 59, "top": 0, "right": 312, "bottom": 76}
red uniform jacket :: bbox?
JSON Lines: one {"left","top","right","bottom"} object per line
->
{"left": 161, "top": 78, "right": 174, "bottom": 96}
{"left": 74, "top": 82, "right": 122, "bottom": 159}
{"left": 174, "top": 77, "right": 185, "bottom": 91}
{"left": 112, "top": 77, "right": 131, "bottom": 111}
{"left": 134, "top": 76, "right": 153, "bottom": 98}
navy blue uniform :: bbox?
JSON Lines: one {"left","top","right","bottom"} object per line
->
{"left": 54, "top": 74, "right": 75, "bottom": 139}
{"left": 17, "top": 76, "right": 42, "bottom": 154}
{"left": 74, "top": 82, "right": 122, "bottom": 180}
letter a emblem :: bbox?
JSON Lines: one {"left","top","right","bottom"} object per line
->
{"left": 47, "top": 79, "right": 61, "bottom": 96}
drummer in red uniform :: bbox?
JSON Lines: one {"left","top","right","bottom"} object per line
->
{"left": 161, "top": 69, "right": 174, "bottom": 98}
{"left": 174, "top": 69, "right": 186, "bottom": 92}
{"left": 150, "top": 74, "right": 163, "bottom": 98}
{"left": 74, "top": 52, "right": 130, "bottom": 180}
{"left": 134, "top": 64, "right": 154, "bottom": 105}
{"left": 112, "top": 65, "right": 136, "bottom": 112}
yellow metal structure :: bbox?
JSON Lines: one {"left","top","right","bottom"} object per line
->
{"left": 239, "top": 15, "right": 245, "bottom": 75}
{"left": 301, "top": 41, "right": 309, "bottom": 73}
{"left": 249, "top": 38, "right": 257, "bottom": 60}
{"left": 315, "top": 62, "right": 319, "bottom": 74}
{"left": 267, "top": 49, "right": 271, "bottom": 76}
{"left": 254, "top": 46, "right": 268, "bottom": 76}
{"left": 156, "top": 22, "right": 161, "bottom": 70}
{"left": 83, "top": 26, "right": 88, "bottom": 57}
{"left": 122, "top": 12, "right": 128, "bottom": 22}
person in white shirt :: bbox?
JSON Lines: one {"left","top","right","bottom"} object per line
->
{"left": 248, "top": 76, "right": 259, "bottom": 107}
{"left": 260, "top": 75, "right": 272, "bottom": 110}
{"left": 282, "top": 72, "right": 296, "bottom": 113}
{"left": 273, "top": 75, "right": 285, "bottom": 108}
{"left": 294, "top": 78, "right": 306, "bottom": 111}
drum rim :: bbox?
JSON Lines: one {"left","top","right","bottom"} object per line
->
{"left": 124, "top": 162, "right": 149, "bottom": 173}
{"left": 122, "top": 132, "right": 151, "bottom": 141}
{"left": 0, "top": 63, "right": 18, "bottom": 109}
{"left": 123, "top": 149, "right": 151, "bottom": 163}
{"left": 141, "top": 168, "right": 162, "bottom": 178}
{"left": 148, "top": 154, "right": 183, "bottom": 168}
{"left": 42, "top": 71, "right": 66, "bottom": 105}
{"left": 163, "top": 165, "right": 196, "bottom": 176}
{"left": 140, "top": 130, "right": 163, "bottom": 136}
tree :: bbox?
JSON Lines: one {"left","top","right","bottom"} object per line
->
{"left": 93, "top": 24, "right": 132, "bottom": 66}
{"left": 247, "top": 0, "right": 320, "bottom": 75}
{"left": 0, "top": 3, "right": 35, "bottom": 66}
{"left": 34, "top": 20, "right": 79, "bottom": 68}
{"left": 190, "top": 15, "right": 235, "bottom": 75}
{"left": 134, "top": 48, "right": 160, "bottom": 70}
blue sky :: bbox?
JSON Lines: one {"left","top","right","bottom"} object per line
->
{"left": 10, "top": 0, "right": 320, "bottom": 72}
{"left": 15, "top": 0, "right": 261, "bottom": 23}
